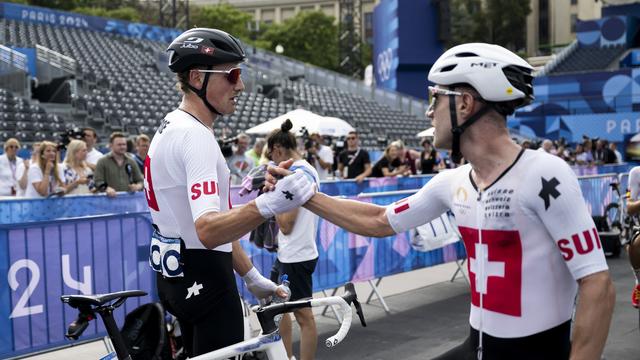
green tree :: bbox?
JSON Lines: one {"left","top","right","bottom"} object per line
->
{"left": 71, "top": 6, "right": 141, "bottom": 22}
{"left": 189, "top": 4, "right": 252, "bottom": 40}
{"left": 261, "top": 11, "right": 339, "bottom": 71}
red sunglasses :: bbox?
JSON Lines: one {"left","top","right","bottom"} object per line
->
{"left": 197, "top": 67, "right": 242, "bottom": 84}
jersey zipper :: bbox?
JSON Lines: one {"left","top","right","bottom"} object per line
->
{"left": 476, "top": 189, "right": 484, "bottom": 360}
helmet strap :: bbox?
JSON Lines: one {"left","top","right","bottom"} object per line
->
{"left": 187, "top": 66, "right": 223, "bottom": 116}
{"left": 448, "top": 94, "right": 491, "bottom": 163}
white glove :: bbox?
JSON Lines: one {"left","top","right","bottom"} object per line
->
{"left": 243, "top": 267, "right": 277, "bottom": 299}
{"left": 254, "top": 169, "right": 316, "bottom": 218}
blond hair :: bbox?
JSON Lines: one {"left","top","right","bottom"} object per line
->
{"left": 64, "top": 139, "right": 88, "bottom": 168}
{"left": 36, "top": 141, "right": 63, "bottom": 185}
{"left": 3, "top": 138, "right": 19, "bottom": 151}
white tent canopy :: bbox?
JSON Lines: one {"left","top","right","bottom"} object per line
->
{"left": 416, "top": 127, "right": 435, "bottom": 137}
{"left": 245, "top": 109, "right": 355, "bottom": 137}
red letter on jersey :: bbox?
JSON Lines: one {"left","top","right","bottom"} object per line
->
{"left": 144, "top": 156, "right": 159, "bottom": 211}
{"left": 191, "top": 181, "right": 218, "bottom": 200}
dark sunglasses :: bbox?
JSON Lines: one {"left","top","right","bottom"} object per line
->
{"left": 347, "top": 137, "right": 357, "bottom": 140}
{"left": 196, "top": 67, "right": 242, "bottom": 84}
{"left": 6, "top": 145, "right": 19, "bottom": 149}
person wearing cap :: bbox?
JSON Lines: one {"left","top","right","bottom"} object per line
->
{"left": 268, "top": 43, "right": 614, "bottom": 359}
{"left": 145, "top": 28, "right": 316, "bottom": 357}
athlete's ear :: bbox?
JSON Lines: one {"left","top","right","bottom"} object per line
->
{"left": 458, "top": 92, "right": 480, "bottom": 121}
{"left": 188, "top": 69, "right": 203, "bottom": 87}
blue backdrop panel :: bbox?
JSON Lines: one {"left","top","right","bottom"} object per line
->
{"left": 373, "top": 0, "right": 399, "bottom": 90}
{"left": 0, "top": 2, "right": 181, "bottom": 42}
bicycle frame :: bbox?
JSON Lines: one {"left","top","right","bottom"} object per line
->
{"left": 192, "top": 296, "right": 356, "bottom": 360}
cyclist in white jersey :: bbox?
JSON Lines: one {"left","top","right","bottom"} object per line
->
{"left": 268, "top": 43, "right": 615, "bottom": 360}
{"left": 624, "top": 166, "right": 640, "bottom": 308}
{"left": 146, "top": 28, "right": 316, "bottom": 357}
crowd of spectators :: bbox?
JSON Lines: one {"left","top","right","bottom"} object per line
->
{"left": 0, "top": 128, "right": 628, "bottom": 199}
{"left": 0, "top": 128, "right": 148, "bottom": 199}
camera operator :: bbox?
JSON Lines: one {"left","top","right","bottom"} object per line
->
{"left": 337, "top": 131, "right": 371, "bottom": 183}
{"left": 226, "top": 132, "right": 253, "bottom": 185}
{"left": 267, "top": 119, "right": 320, "bottom": 360}
{"left": 307, "top": 132, "right": 333, "bottom": 180}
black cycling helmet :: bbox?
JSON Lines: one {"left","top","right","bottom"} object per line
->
{"left": 167, "top": 28, "right": 246, "bottom": 115}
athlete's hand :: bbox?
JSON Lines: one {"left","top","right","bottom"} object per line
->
{"left": 262, "top": 159, "right": 294, "bottom": 193}
{"left": 243, "top": 267, "right": 278, "bottom": 300}
{"left": 255, "top": 169, "right": 316, "bottom": 218}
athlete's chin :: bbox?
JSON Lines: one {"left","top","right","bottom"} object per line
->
{"left": 433, "top": 137, "right": 450, "bottom": 150}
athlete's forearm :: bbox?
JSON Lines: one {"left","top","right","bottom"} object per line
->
{"left": 570, "top": 271, "right": 615, "bottom": 360}
{"left": 303, "top": 192, "right": 394, "bottom": 237}
{"left": 627, "top": 199, "right": 640, "bottom": 216}
{"left": 231, "top": 241, "right": 254, "bottom": 276}
{"left": 195, "top": 202, "right": 265, "bottom": 249}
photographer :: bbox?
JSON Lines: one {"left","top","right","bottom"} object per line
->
{"left": 94, "top": 132, "right": 143, "bottom": 197}
{"left": 307, "top": 132, "right": 333, "bottom": 180}
{"left": 267, "top": 119, "right": 320, "bottom": 360}
{"left": 62, "top": 140, "right": 95, "bottom": 195}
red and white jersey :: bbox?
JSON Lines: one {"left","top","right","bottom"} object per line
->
{"left": 386, "top": 149, "right": 608, "bottom": 338}
{"left": 144, "top": 109, "right": 232, "bottom": 252}
{"left": 627, "top": 166, "right": 640, "bottom": 200}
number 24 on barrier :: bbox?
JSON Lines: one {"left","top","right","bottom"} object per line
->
{"left": 7, "top": 255, "right": 92, "bottom": 319}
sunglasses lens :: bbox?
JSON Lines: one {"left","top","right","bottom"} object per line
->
{"left": 227, "top": 68, "right": 241, "bottom": 84}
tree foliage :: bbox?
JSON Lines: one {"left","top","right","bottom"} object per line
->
{"left": 449, "top": 0, "right": 530, "bottom": 52}
{"left": 72, "top": 6, "right": 141, "bottom": 22}
{"left": 189, "top": 4, "right": 252, "bottom": 41}
{"left": 261, "top": 11, "right": 339, "bottom": 71}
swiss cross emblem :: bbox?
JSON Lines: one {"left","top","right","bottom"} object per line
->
{"left": 201, "top": 46, "right": 215, "bottom": 55}
{"left": 459, "top": 226, "right": 523, "bottom": 317}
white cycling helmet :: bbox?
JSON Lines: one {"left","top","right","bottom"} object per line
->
{"left": 428, "top": 43, "right": 534, "bottom": 106}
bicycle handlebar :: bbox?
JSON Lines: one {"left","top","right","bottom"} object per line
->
{"left": 311, "top": 297, "right": 352, "bottom": 347}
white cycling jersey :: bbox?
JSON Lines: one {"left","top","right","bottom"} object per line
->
{"left": 627, "top": 166, "right": 640, "bottom": 201}
{"left": 145, "top": 109, "right": 232, "bottom": 252}
{"left": 386, "top": 149, "right": 608, "bottom": 338}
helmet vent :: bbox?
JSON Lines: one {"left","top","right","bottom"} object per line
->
{"left": 454, "top": 52, "right": 478, "bottom": 58}
{"left": 211, "top": 39, "right": 234, "bottom": 53}
{"left": 440, "top": 64, "right": 457, "bottom": 72}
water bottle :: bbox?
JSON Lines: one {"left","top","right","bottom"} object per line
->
{"left": 273, "top": 274, "right": 291, "bottom": 324}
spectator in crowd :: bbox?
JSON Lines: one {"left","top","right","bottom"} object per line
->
{"left": 245, "top": 137, "right": 265, "bottom": 167}
{"left": 0, "top": 138, "right": 27, "bottom": 196}
{"left": 610, "top": 142, "right": 622, "bottom": 163}
{"left": 94, "top": 132, "right": 143, "bottom": 197}
{"left": 62, "top": 139, "right": 94, "bottom": 195}
{"left": 391, "top": 140, "right": 419, "bottom": 175}
{"left": 370, "top": 143, "right": 410, "bottom": 178}
{"left": 594, "top": 139, "right": 616, "bottom": 164}
{"left": 575, "top": 143, "right": 593, "bottom": 165}
{"left": 337, "top": 131, "right": 371, "bottom": 183}
{"left": 227, "top": 132, "right": 253, "bottom": 185}
{"left": 417, "top": 138, "right": 441, "bottom": 174}
{"left": 25, "top": 140, "right": 65, "bottom": 198}
{"left": 538, "top": 139, "right": 556, "bottom": 154}
{"left": 16, "top": 142, "right": 41, "bottom": 197}
{"left": 555, "top": 144, "right": 571, "bottom": 163}
{"left": 308, "top": 132, "right": 334, "bottom": 180}
{"left": 521, "top": 140, "right": 532, "bottom": 149}
{"left": 83, "top": 127, "right": 103, "bottom": 169}
{"left": 132, "top": 134, "right": 150, "bottom": 174}
{"left": 267, "top": 119, "right": 320, "bottom": 360}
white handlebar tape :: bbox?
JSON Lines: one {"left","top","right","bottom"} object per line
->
{"left": 310, "top": 297, "right": 353, "bottom": 348}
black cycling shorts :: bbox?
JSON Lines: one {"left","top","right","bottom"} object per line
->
{"left": 157, "top": 249, "right": 243, "bottom": 357}
{"left": 432, "top": 320, "right": 571, "bottom": 360}
{"left": 270, "top": 257, "right": 318, "bottom": 301}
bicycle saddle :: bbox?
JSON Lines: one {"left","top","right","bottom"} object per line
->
{"left": 61, "top": 290, "right": 147, "bottom": 308}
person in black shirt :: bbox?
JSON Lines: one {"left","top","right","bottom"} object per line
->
{"left": 337, "top": 131, "right": 371, "bottom": 182}
{"left": 370, "top": 143, "right": 408, "bottom": 178}
{"left": 418, "top": 138, "right": 441, "bottom": 174}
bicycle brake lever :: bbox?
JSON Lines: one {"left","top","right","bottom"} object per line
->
{"left": 352, "top": 299, "right": 367, "bottom": 327}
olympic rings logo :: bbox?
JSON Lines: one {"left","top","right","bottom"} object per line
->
{"left": 377, "top": 48, "right": 394, "bottom": 82}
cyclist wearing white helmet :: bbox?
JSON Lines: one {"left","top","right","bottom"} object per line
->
{"left": 269, "top": 43, "right": 615, "bottom": 359}
{"left": 145, "top": 28, "right": 316, "bottom": 357}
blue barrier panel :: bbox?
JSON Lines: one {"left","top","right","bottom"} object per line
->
{"left": 0, "top": 213, "right": 155, "bottom": 358}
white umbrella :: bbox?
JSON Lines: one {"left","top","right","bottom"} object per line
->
{"left": 416, "top": 127, "right": 435, "bottom": 137}
{"left": 245, "top": 109, "right": 354, "bottom": 137}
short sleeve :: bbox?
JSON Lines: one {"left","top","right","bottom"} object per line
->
{"left": 628, "top": 167, "right": 640, "bottom": 200}
{"left": 362, "top": 150, "right": 370, "bottom": 164}
{"left": 524, "top": 155, "right": 608, "bottom": 280}
{"left": 181, "top": 128, "right": 224, "bottom": 222}
{"left": 385, "top": 171, "right": 452, "bottom": 233}
{"left": 319, "top": 146, "right": 334, "bottom": 164}
{"left": 28, "top": 165, "right": 43, "bottom": 184}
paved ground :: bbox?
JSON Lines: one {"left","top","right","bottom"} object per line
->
{"left": 20, "top": 254, "right": 639, "bottom": 360}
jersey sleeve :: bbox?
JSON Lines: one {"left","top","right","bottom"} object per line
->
{"left": 628, "top": 167, "right": 640, "bottom": 200}
{"left": 525, "top": 155, "right": 608, "bottom": 280}
{"left": 181, "top": 128, "right": 224, "bottom": 222}
{"left": 385, "top": 171, "right": 452, "bottom": 233}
